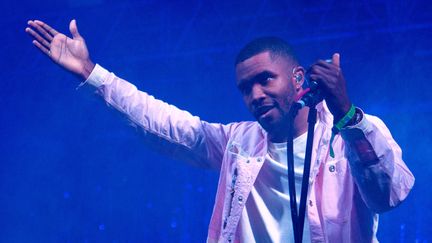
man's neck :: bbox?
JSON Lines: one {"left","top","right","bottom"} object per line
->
{"left": 268, "top": 107, "right": 309, "bottom": 143}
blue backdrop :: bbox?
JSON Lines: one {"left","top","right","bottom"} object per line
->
{"left": 1, "top": 0, "right": 430, "bottom": 242}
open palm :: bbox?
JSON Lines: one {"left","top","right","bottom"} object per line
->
{"left": 26, "top": 19, "right": 92, "bottom": 78}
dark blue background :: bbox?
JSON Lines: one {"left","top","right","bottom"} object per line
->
{"left": 1, "top": 0, "right": 430, "bottom": 242}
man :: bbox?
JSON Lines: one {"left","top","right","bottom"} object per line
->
{"left": 26, "top": 19, "right": 414, "bottom": 242}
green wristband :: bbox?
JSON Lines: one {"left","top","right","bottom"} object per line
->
{"left": 329, "top": 104, "right": 356, "bottom": 158}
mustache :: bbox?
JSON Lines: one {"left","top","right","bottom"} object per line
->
{"left": 253, "top": 104, "right": 276, "bottom": 117}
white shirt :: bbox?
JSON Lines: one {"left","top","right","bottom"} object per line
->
{"left": 238, "top": 132, "right": 311, "bottom": 243}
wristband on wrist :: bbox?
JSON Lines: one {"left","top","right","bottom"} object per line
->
{"left": 329, "top": 104, "right": 356, "bottom": 158}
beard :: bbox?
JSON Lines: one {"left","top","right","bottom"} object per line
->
{"left": 256, "top": 104, "right": 293, "bottom": 142}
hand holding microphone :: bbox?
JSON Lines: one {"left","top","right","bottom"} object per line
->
{"left": 296, "top": 53, "right": 352, "bottom": 122}
{"left": 295, "top": 59, "right": 331, "bottom": 109}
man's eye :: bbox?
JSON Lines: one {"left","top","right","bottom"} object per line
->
{"left": 262, "top": 76, "right": 273, "bottom": 85}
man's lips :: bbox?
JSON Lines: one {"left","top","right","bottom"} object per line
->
{"left": 254, "top": 105, "right": 274, "bottom": 118}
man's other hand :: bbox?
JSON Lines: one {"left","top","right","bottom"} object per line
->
{"left": 308, "top": 53, "right": 352, "bottom": 122}
{"left": 26, "top": 19, "right": 95, "bottom": 80}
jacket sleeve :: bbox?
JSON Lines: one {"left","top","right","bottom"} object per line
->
{"left": 340, "top": 110, "right": 415, "bottom": 213}
{"left": 85, "top": 64, "right": 231, "bottom": 170}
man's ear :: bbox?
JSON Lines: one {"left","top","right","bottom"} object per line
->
{"left": 292, "top": 66, "right": 306, "bottom": 92}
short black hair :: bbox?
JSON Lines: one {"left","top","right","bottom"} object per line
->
{"left": 235, "top": 36, "right": 299, "bottom": 66}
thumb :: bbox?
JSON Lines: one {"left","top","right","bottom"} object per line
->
{"left": 332, "top": 53, "right": 340, "bottom": 67}
{"left": 69, "top": 19, "right": 82, "bottom": 39}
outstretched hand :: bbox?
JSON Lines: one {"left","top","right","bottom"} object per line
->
{"left": 26, "top": 19, "right": 95, "bottom": 80}
{"left": 308, "top": 53, "right": 352, "bottom": 121}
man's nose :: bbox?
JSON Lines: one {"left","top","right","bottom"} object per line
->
{"left": 251, "top": 84, "right": 266, "bottom": 105}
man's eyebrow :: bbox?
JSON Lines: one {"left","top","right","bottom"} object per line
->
{"left": 255, "top": 70, "right": 275, "bottom": 80}
{"left": 238, "top": 70, "right": 275, "bottom": 88}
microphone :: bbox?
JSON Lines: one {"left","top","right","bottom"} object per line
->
{"left": 295, "top": 81, "right": 324, "bottom": 109}
{"left": 295, "top": 80, "right": 322, "bottom": 109}
{"left": 294, "top": 59, "right": 332, "bottom": 109}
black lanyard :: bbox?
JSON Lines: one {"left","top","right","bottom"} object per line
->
{"left": 287, "top": 105, "right": 317, "bottom": 243}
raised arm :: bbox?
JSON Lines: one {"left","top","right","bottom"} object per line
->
{"left": 25, "top": 19, "right": 95, "bottom": 80}
{"left": 25, "top": 20, "right": 230, "bottom": 170}
{"left": 309, "top": 54, "right": 414, "bottom": 212}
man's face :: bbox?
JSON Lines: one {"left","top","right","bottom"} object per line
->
{"left": 235, "top": 51, "right": 298, "bottom": 136}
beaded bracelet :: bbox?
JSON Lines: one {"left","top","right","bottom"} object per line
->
{"left": 329, "top": 104, "right": 356, "bottom": 158}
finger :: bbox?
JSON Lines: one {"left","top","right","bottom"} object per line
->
{"left": 313, "top": 59, "right": 333, "bottom": 68}
{"left": 332, "top": 53, "right": 340, "bottom": 67}
{"left": 308, "top": 72, "right": 335, "bottom": 84}
{"left": 34, "top": 20, "right": 59, "bottom": 36}
{"left": 28, "top": 20, "right": 53, "bottom": 41}
{"left": 32, "top": 39, "right": 51, "bottom": 57}
{"left": 308, "top": 63, "right": 334, "bottom": 77}
{"left": 308, "top": 66, "right": 340, "bottom": 87}
{"left": 69, "top": 19, "right": 82, "bottom": 39}
{"left": 309, "top": 74, "right": 322, "bottom": 81}
{"left": 308, "top": 60, "right": 331, "bottom": 74}
{"left": 25, "top": 27, "right": 51, "bottom": 50}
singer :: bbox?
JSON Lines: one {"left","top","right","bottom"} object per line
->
{"left": 26, "top": 19, "right": 414, "bottom": 242}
